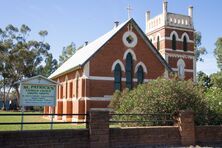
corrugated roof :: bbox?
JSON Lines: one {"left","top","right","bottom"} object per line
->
{"left": 49, "top": 19, "right": 131, "bottom": 79}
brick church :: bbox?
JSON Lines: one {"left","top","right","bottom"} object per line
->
{"left": 44, "top": 1, "right": 196, "bottom": 121}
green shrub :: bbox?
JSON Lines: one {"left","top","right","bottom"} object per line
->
{"left": 204, "top": 87, "right": 222, "bottom": 125}
{"left": 109, "top": 78, "right": 208, "bottom": 126}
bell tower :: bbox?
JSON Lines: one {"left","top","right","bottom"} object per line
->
{"left": 145, "top": 0, "right": 196, "bottom": 81}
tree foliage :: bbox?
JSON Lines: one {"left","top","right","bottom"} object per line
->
{"left": 194, "top": 31, "right": 207, "bottom": 61}
{"left": 110, "top": 78, "right": 208, "bottom": 126}
{"left": 197, "top": 71, "right": 212, "bottom": 89}
{"left": 59, "top": 42, "right": 76, "bottom": 65}
{"left": 197, "top": 71, "right": 222, "bottom": 89}
{"left": 205, "top": 87, "right": 222, "bottom": 125}
{"left": 36, "top": 53, "right": 58, "bottom": 77}
{"left": 210, "top": 71, "right": 222, "bottom": 88}
{"left": 214, "top": 37, "right": 222, "bottom": 70}
{"left": 0, "top": 24, "right": 57, "bottom": 109}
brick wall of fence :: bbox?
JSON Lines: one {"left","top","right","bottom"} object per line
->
{"left": 110, "top": 127, "right": 181, "bottom": 147}
{"left": 0, "top": 129, "right": 89, "bottom": 148}
{"left": 0, "top": 108, "right": 222, "bottom": 148}
{"left": 196, "top": 126, "right": 222, "bottom": 146}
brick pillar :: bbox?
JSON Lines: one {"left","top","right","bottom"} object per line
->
{"left": 89, "top": 108, "right": 110, "bottom": 148}
{"left": 176, "top": 110, "right": 196, "bottom": 146}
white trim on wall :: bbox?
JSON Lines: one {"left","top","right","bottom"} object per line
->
{"left": 111, "top": 59, "right": 125, "bottom": 72}
{"left": 123, "top": 48, "right": 137, "bottom": 61}
{"left": 89, "top": 76, "right": 114, "bottom": 81}
{"left": 170, "top": 31, "right": 179, "bottom": 40}
{"left": 166, "top": 53, "right": 195, "bottom": 59}
{"left": 165, "top": 26, "right": 194, "bottom": 33}
{"left": 164, "top": 48, "right": 194, "bottom": 53}
{"left": 122, "top": 31, "right": 138, "bottom": 48}
{"left": 148, "top": 29, "right": 194, "bottom": 44}
{"left": 181, "top": 32, "right": 190, "bottom": 41}
{"left": 83, "top": 61, "right": 90, "bottom": 78}
{"left": 172, "top": 68, "right": 194, "bottom": 72}
{"left": 134, "top": 62, "right": 148, "bottom": 74}
{"left": 88, "top": 97, "right": 112, "bottom": 101}
{"left": 89, "top": 76, "right": 152, "bottom": 82}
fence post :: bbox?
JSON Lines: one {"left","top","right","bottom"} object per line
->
{"left": 89, "top": 108, "right": 111, "bottom": 148}
{"left": 175, "top": 110, "right": 196, "bottom": 146}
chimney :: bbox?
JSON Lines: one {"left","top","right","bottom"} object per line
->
{"left": 84, "top": 41, "right": 88, "bottom": 46}
{"left": 188, "top": 6, "right": 193, "bottom": 18}
{"left": 145, "top": 11, "right": 150, "bottom": 33}
{"left": 146, "top": 11, "right": 150, "bottom": 22}
{"left": 114, "top": 21, "right": 119, "bottom": 27}
{"left": 163, "top": 0, "right": 168, "bottom": 15}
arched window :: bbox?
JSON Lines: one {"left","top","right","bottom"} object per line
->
{"left": 126, "top": 53, "right": 133, "bottom": 89}
{"left": 137, "top": 65, "right": 144, "bottom": 84}
{"left": 172, "top": 34, "right": 176, "bottom": 50}
{"left": 114, "top": 63, "right": 122, "bottom": 90}
{"left": 157, "top": 36, "right": 160, "bottom": 50}
{"left": 183, "top": 36, "right": 187, "bottom": 51}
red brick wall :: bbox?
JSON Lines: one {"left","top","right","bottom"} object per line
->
{"left": 168, "top": 57, "right": 193, "bottom": 69}
{"left": 1, "top": 113, "right": 222, "bottom": 147}
{"left": 165, "top": 28, "right": 194, "bottom": 41}
{"left": 196, "top": 126, "right": 222, "bottom": 146}
{"left": 146, "top": 26, "right": 195, "bottom": 81}
{"left": 89, "top": 25, "right": 166, "bottom": 79}
{"left": 185, "top": 72, "right": 193, "bottom": 80}
{"left": 0, "top": 130, "right": 89, "bottom": 148}
{"left": 89, "top": 80, "right": 114, "bottom": 97}
{"left": 165, "top": 40, "right": 194, "bottom": 51}
{"left": 87, "top": 100, "right": 110, "bottom": 109}
{"left": 110, "top": 127, "right": 181, "bottom": 147}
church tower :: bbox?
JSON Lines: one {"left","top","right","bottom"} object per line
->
{"left": 146, "top": 0, "right": 196, "bottom": 81}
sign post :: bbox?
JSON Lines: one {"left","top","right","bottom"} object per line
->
{"left": 21, "top": 106, "right": 24, "bottom": 131}
{"left": 19, "top": 75, "right": 57, "bottom": 131}
{"left": 50, "top": 106, "right": 54, "bottom": 130}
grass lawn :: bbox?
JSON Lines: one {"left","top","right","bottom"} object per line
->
{"left": 0, "top": 111, "right": 86, "bottom": 131}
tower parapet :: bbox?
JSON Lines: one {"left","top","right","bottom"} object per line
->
{"left": 146, "top": 2, "right": 193, "bottom": 34}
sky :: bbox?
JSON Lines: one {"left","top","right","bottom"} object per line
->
{"left": 0, "top": 0, "right": 221, "bottom": 75}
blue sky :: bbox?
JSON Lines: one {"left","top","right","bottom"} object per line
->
{"left": 0, "top": 0, "right": 221, "bottom": 75}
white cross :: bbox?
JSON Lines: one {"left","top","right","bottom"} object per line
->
{"left": 127, "top": 4, "right": 133, "bottom": 19}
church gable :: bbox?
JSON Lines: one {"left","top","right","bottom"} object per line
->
{"left": 49, "top": 19, "right": 171, "bottom": 80}
{"left": 89, "top": 19, "right": 172, "bottom": 80}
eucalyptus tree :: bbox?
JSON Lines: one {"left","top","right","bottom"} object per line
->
{"left": 194, "top": 31, "right": 207, "bottom": 61}
{"left": 59, "top": 42, "right": 76, "bottom": 66}
{"left": 214, "top": 37, "right": 222, "bottom": 70}
{"left": 0, "top": 24, "right": 57, "bottom": 109}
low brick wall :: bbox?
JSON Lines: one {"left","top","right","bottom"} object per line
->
{"left": 0, "top": 129, "right": 89, "bottom": 148}
{"left": 110, "top": 126, "right": 181, "bottom": 147}
{"left": 196, "top": 125, "right": 222, "bottom": 146}
{"left": 0, "top": 109, "right": 222, "bottom": 148}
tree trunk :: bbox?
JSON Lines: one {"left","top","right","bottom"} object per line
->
{"left": 15, "top": 86, "right": 20, "bottom": 110}
{"left": 6, "top": 87, "right": 12, "bottom": 101}
{"left": 2, "top": 78, "right": 6, "bottom": 110}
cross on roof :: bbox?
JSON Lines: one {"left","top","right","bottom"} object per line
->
{"left": 127, "top": 4, "right": 133, "bottom": 19}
